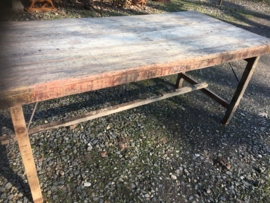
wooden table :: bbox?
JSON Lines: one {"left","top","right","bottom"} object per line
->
{"left": 0, "top": 11, "right": 269, "bottom": 202}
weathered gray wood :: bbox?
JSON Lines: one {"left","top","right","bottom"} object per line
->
{"left": 0, "top": 11, "right": 269, "bottom": 108}
{"left": 1, "top": 82, "right": 208, "bottom": 144}
{"left": 222, "top": 57, "right": 260, "bottom": 124}
{"left": 181, "top": 73, "right": 230, "bottom": 108}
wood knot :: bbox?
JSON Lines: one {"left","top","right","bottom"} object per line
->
{"left": 17, "top": 127, "right": 26, "bottom": 134}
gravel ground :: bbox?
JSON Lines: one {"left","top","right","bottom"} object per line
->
{"left": 0, "top": 0, "right": 270, "bottom": 203}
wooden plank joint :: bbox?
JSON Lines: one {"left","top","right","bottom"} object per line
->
{"left": 181, "top": 73, "right": 229, "bottom": 109}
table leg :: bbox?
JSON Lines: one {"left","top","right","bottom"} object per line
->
{"left": 175, "top": 72, "right": 185, "bottom": 89}
{"left": 222, "top": 56, "right": 260, "bottom": 125}
{"left": 10, "top": 105, "right": 43, "bottom": 203}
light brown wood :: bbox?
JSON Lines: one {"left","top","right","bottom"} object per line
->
{"left": 0, "top": 11, "right": 269, "bottom": 109}
{"left": 219, "top": 0, "right": 222, "bottom": 6}
{"left": 175, "top": 72, "right": 185, "bottom": 89}
{"left": 9, "top": 105, "right": 43, "bottom": 203}
{"left": 181, "top": 73, "right": 229, "bottom": 108}
{"left": 1, "top": 82, "right": 208, "bottom": 144}
{"left": 222, "top": 57, "right": 260, "bottom": 124}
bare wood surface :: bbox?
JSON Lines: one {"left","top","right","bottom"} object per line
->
{"left": 222, "top": 57, "right": 260, "bottom": 124}
{"left": 181, "top": 73, "right": 230, "bottom": 108}
{"left": 0, "top": 11, "right": 269, "bottom": 109}
{"left": 219, "top": 0, "right": 222, "bottom": 6}
{"left": 9, "top": 105, "right": 43, "bottom": 203}
{"left": 1, "top": 83, "right": 208, "bottom": 144}
{"left": 175, "top": 72, "right": 185, "bottom": 89}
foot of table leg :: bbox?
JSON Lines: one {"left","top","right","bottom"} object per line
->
{"left": 175, "top": 72, "right": 185, "bottom": 89}
{"left": 10, "top": 105, "right": 43, "bottom": 203}
{"left": 222, "top": 57, "right": 260, "bottom": 125}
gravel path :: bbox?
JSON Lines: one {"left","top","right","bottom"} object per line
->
{"left": 0, "top": 0, "right": 270, "bottom": 202}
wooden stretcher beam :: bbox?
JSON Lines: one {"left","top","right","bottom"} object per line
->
{"left": 180, "top": 73, "right": 230, "bottom": 109}
{"left": 1, "top": 82, "right": 208, "bottom": 145}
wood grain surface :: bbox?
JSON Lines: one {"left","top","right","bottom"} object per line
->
{"left": 9, "top": 105, "right": 43, "bottom": 203}
{"left": 0, "top": 11, "right": 269, "bottom": 108}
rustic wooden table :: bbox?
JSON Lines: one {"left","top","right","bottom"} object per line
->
{"left": 0, "top": 11, "right": 269, "bottom": 202}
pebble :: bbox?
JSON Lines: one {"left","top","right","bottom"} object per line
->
{"left": 87, "top": 145, "right": 93, "bottom": 151}
{"left": 171, "top": 175, "right": 177, "bottom": 180}
{"left": 7, "top": 194, "right": 13, "bottom": 200}
{"left": 1, "top": 193, "right": 6, "bottom": 199}
{"left": 53, "top": 195, "right": 58, "bottom": 200}
{"left": 130, "top": 183, "right": 136, "bottom": 188}
{"left": 220, "top": 196, "right": 226, "bottom": 201}
{"left": 84, "top": 182, "right": 91, "bottom": 187}
{"left": 5, "top": 183, "right": 12, "bottom": 190}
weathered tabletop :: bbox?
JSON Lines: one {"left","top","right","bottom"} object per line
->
{"left": 1, "top": 11, "right": 270, "bottom": 203}
{"left": 0, "top": 11, "right": 269, "bottom": 109}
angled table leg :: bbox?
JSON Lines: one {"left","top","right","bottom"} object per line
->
{"left": 10, "top": 105, "right": 43, "bottom": 203}
{"left": 222, "top": 56, "right": 260, "bottom": 125}
{"left": 175, "top": 72, "right": 185, "bottom": 89}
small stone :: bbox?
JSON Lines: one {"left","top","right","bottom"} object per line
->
{"left": 258, "top": 112, "right": 268, "bottom": 118}
{"left": 60, "top": 171, "right": 65, "bottom": 176}
{"left": 0, "top": 187, "right": 5, "bottom": 192}
{"left": 1, "top": 193, "right": 6, "bottom": 199}
{"left": 220, "top": 196, "right": 226, "bottom": 201}
{"left": 145, "top": 194, "right": 150, "bottom": 198}
{"left": 84, "top": 182, "right": 91, "bottom": 187}
{"left": 53, "top": 195, "right": 58, "bottom": 200}
{"left": 8, "top": 194, "right": 14, "bottom": 200}
{"left": 72, "top": 161, "right": 78, "bottom": 166}
{"left": 87, "top": 145, "right": 93, "bottom": 151}
{"left": 99, "top": 199, "right": 104, "bottom": 203}
{"left": 5, "top": 182, "right": 12, "bottom": 190}
{"left": 207, "top": 189, "right": 211, "bottom": 194}
{"left": 171, "top": 175, "right": 177, "bottom": 180}
{"left": 188, "top": 195, "right": 193, "bottom": 201}
{"left": 130, "top": 183, "right": 136, "bottom": 188}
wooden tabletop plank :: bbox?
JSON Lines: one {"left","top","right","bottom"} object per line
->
{"left": 0, "top": 11, "right": 269, "bottom": 109}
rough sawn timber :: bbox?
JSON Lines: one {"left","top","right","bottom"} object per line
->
{"left": 9, "top": 105, "right": 43, "bottom": 203}
{"left": 0, "top": 11, "right": 270, "bottom": 109}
